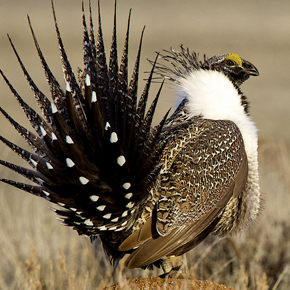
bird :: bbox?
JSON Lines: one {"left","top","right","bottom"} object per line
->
{"left": 0, "top": 1, "right": 261, "bottom": 274}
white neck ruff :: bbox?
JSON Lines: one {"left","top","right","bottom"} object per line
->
{"left": 177, "top": 69, "right": 261, "bottom": 229}
{"left": 177, "top": 69, "right": 258, "bottom": 158}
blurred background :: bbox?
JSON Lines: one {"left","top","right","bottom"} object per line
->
{"left": 0, "top": 1, "right": 290, "bottom": 289}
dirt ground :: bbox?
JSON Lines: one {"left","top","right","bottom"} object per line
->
{"left": 102, "top": 277, "right": 235, "bottom": 290}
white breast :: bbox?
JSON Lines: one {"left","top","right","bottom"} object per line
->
{"left": 177, "top": 69, "right": 261, "bottom": 229}
{"left": 178, "top": 69, "right": 258, "bottom": 161}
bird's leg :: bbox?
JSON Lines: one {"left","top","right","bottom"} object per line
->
{"left": 159, "top": 256, "right": 184, "bottom": 278}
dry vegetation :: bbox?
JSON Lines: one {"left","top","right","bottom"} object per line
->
{"left": 0, "top": 138, "right": 290, "bottom": 290}
{"left": 1, "top": 1, "right": 290, "bottom": 289}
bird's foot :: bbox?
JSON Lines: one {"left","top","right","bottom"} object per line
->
{"left": 159, "top": 256, "right": 186, "bottom": 279}
{"left": 159, "top": 266, "right": 185, "bottom": 279}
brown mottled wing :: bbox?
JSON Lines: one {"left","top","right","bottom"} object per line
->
{"left": 125, "top": 118, "right": 248, "bottom": 268}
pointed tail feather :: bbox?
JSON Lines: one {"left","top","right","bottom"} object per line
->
{"left": 0, "top": 1, "right": 168, "bottom": 268}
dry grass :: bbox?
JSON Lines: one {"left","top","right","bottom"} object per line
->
{"left": 1, "top": 139, "right": 290, "bottom": 290}
{"left": 1, "top": 1, "right": 290, "bottom": 289}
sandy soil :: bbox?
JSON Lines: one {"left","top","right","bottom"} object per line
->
{"left": 102, "top": 277, "right": 235, "bottom": 290}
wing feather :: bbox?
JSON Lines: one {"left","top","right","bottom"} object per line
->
{"left": 123, "top": 119, "right": 248, "bottom": 268}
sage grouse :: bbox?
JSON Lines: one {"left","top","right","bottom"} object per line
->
{"left": 0, "top": 2, "right": 261, "bottom": 273}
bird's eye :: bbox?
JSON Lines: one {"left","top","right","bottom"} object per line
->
{"left": 226, "top": 59, "right": 235, "bottom": 66}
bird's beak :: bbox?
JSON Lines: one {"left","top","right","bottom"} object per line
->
{"left": 243, "top": 60, "right": 259, "bottom": 76}
{"left": 248, "top": 65, "right": 259, "bottom": 76}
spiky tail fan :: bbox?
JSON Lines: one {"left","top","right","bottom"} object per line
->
{"left": 0, "top": 1, "right": 168, "bottom": 266}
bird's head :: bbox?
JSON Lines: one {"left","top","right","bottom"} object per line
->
{"left": 203, "top": 53, "right": 259, "bottom": 86}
